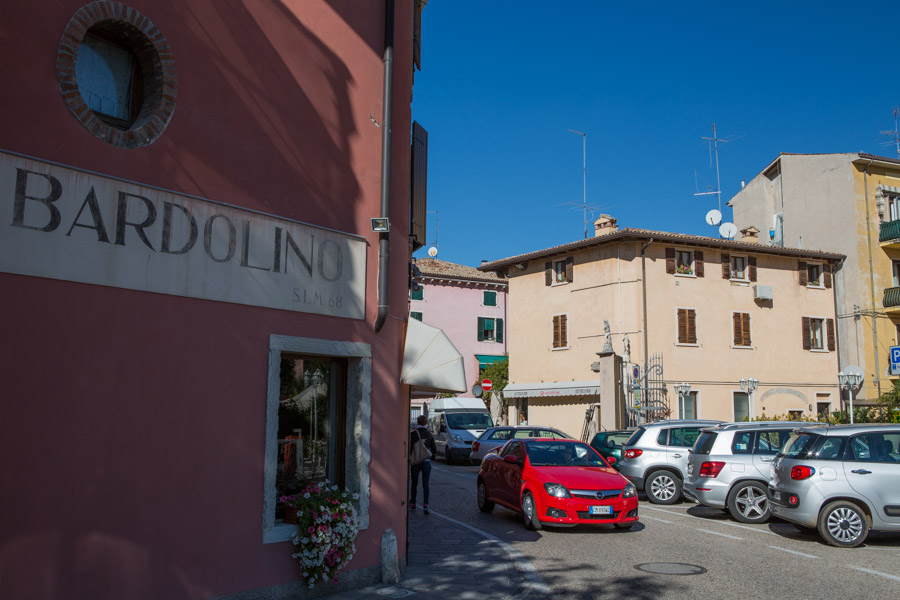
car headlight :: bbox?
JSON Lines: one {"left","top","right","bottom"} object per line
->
{"left": 543, "top": 483, "right": 571, "bottom": 498}
{"left": 451, "top": 434, "right": 463, "bottom": 442}
{"left": 623, "top": 483, "right": 637, "bottom": 498}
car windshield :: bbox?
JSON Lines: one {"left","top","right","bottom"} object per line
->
{"left": 780, "top": 432, "right": 820, "bottom": 459}
{"left": 446, "top": 412, "right": 492, "bottom": 429}
{"left": 525, "top": 441, "right": 608, "bottom": 467}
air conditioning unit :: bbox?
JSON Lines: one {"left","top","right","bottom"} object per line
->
{"left": 754, "top": 285, "right": 773, "bottom": 301}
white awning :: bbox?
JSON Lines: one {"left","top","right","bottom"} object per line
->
{"left": 400, "top": 318, "right": 467, "bottom": 393}
{"left": 503, "top": 380, "right": 602, "bottom": 399}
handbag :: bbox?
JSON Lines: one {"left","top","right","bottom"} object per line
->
{"left": 410, "top": 429, "right": 432, "bottom": 465}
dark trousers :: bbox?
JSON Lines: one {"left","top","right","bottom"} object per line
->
{"left": 410, "top": 460, "right": 432, "bottom": 506}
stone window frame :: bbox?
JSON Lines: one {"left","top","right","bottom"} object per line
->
{"left": 263, "top": 335, "right": 371, "bottom": 544}
{"left": 57, "top": 1, "right": 176, "bottom": 148}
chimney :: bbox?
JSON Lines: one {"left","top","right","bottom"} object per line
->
{"left": 593, "top": 215, "right": 618, "bottom": 237}
{"left": 740, "top": 226, "right": 760, "bottom": 243}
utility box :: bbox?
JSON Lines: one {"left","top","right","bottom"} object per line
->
{"left": 753, "top": 285, "right": 774, "bottom": 301}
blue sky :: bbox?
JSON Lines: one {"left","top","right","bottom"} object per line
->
{"left": 411, "top": 1, "right": 900, "bottom": 268}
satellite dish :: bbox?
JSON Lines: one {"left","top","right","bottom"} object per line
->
{"left": 705, "top": 209, "right": 722, "bottom": 226}
{"left": 427, "top": 246, "right": 438, "bottom": 257}
{"left": 719, "top": 222, "right": 738, "bottom": 239}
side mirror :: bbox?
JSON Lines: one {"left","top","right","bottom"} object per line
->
{"left": 503, "top": 454, "right": 520, "bottom": 465}
{"left": 606, "top": 455, "right": 616, "bottom": 465}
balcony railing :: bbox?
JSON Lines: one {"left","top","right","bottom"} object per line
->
{"left": 879, "top": 220, "right": 900, "bottom": 243}
{"left": 884, "top": 287, "right": 900, "bottom": 309}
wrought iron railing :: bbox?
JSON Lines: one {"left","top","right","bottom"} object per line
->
{"left": 879, "top": 220, "right": 900, "bottom": 243}
{"left": 884, "top": 287, "right": 900, "bottom": 308}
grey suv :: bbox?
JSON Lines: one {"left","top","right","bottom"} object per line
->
{"left": 619, "top": 420, "right": 722, "bottom": 504}
{"left": 769, "top": 423, "right": 900, "bottom": 547}
{"left": 684, "top": 422, "right": 804, "bottom": 523}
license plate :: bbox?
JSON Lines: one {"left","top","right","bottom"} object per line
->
{"left": 589, "top": 505, "right": 612, "bottom": 516}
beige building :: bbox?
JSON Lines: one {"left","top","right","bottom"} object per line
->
{"left": 480, "top": 218, "right": 844, "bottom": 438}
{"left": 729, "top": 153, "right": 900, "bottom": 404}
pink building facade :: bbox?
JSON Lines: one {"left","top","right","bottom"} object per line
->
{"left": 409, "top": 258, "right": 508, "bottom": 413}
{"left": 0, "top": 2, "right": 431, "bottom": 598}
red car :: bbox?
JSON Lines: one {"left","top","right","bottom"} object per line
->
{"left": 477, "top": 438, "right": 639, "bottom": 530}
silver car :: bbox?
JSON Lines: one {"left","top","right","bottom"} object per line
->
{"left": 618, "top": 419, "right": 723, "bottom": 504}
{"left": 684, "top": 422, "right": 804, "bottom": 523}
{"left": 469, "top": 426, "right": 572, "bottom": 464}
{"left": 770, "top": 424, "right": 900, "bottom": 547}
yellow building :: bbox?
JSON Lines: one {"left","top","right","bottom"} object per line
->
{"left": 730, "top": 153, "right": 900, "bottom": 405}
{"left": 480, "top": 217, "right": 844, "bottom": 438}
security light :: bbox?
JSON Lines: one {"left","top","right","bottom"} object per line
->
{"left": 371, "top": 218, "right": 390, "bottom": 232}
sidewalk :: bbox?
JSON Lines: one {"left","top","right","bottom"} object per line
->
{"left": 322, "top": 507, "right": 548, "bottom": 600}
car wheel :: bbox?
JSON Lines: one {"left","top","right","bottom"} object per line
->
{"left": 727, "top": 481, "right": 770, "bottom": 524}
{"left": 522, "top": 491, "right": 542, "bottom": 531}
{"left": 477, "top": 480, "right": 495, "bottom": 513}
{"left": 818, "top": 500, "right": 869, "bottom": 548}
{"left": 646, "top": 471, "right": 681, "bottom": 505}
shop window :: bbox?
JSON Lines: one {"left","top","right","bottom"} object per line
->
{"left": 264, "top": 335, "right": 371, "bottom": 543}
{"left": 678, "top": 391, "right": 698, "bottom": 419}
{"left": 733, "top": 392, "right": 749, "bottom": 422}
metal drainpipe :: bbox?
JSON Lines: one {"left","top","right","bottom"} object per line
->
{"left": 640, "top": 239, "right": 654, "bottom": 373}
{"left": 374, "top": 0, "right": 395, "bottom": 333}
{"left": 863, "top": 159, "right": 881, "bottom": 397}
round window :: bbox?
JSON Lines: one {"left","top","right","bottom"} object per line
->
{"left": 57, "top": 2, "right": 176, "bottom": 148}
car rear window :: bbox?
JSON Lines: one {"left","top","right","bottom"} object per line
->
{"left": 693, "top": 431, "right": 717, "bottom": 455}
{"left": 487, "top": 429, "right": 512, "bottom": 441}
{"left": 625, "top": 427, "right": 646, "bottom": 446}
{"left": 780, "top": 433, "right": 821, "bottom": 459}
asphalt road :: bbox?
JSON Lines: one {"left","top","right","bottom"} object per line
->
{"left": 425, "top": 460, "right": 900, "bottom": 600}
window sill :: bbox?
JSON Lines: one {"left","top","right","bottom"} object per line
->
{"left": 806, "top": 284, "right": 825, "bottom": 290}
{"left": 551, "top": 281, "right": 570, "bottom": 287}
{"left": 809, "top": 348, "right": 829, "bottom": 353}
{"left": 675, "top": 342, "right": 700, "bottom": 347}
{"left": 675, "top": 273, "right": 696, "bottom": 278}
{"left": 552, "top": 346, "right": 569, "bottom": 351}
{"left": 263, "top": 521, "right": 298, "bottom": 544}
{"left": 730, "top": 279, "right": 749, "bottom": 286}
{"left": 731, "top": 344, "right": 754, "bottom": 349}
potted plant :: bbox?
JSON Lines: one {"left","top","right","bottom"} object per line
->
{"left": 289, "top": 481, "right": 359, "bottom": 588}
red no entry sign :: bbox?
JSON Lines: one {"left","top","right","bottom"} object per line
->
{"left": 481, "top": 378, "right": 493, "bottom": 391}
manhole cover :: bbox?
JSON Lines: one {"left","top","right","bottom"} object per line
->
{"left": 377, "top": 586, "right": 415, "bottom": 598}
{"left": 635, "top": 562, "right": 707, "bottom": 576}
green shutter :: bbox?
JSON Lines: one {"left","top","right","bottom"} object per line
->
{"left": 496, "top": 318, "right": 504, "bottom": 343}
{"left": 411, "top": 287, "right": 423, "bottom": 300}
{"left": 410, "top": 312, "right": 423, "bottom": 321}
{"left": 484, "top": 291, "right": 497, "bottom": 306}
{"left": 477, "top": 317, "right": 485, "bottom": 341}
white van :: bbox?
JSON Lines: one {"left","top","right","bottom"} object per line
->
{"left": 428, "top": 397, "right": 493, "bottom": 464}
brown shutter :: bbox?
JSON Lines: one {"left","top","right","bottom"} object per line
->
{"left": 695, "top": 251, "right": 704, "bottom": 277}
{"left": 749, "top": 256, "right": 757, "bottom": 282}
{"left": 799, "top": 261, "right": 808, "bottom": 286}
{"left": 722, "top": 254, "right": 731, "bottom": 279}
{"left": 552, "top": 315, "right": 560, "bottom": 347}
{"left": 802, "top": 317, "right": 811, "bottom": 350}
{"left": 560, "top": 314, "right": 568, "bottom": 347}
{"left": 733, "top": 312, "right": 741, "bottom": 345}
{"left": 824, "top": 263, "right": 832, "bottom": 289}
{"left": 687, "top": 309, "right": 697, "bottom": 343}
{"left": 742, "top": 313, "right": 751, "bottom": 346}
{"left": 678, "top": 309, "right": 687, "bottom": 343}
{"left": 827, "top": 318, "right": 835, "bottom": 351}
{"left": 666, "top": 248, "right": 676, "bottom": 274}
{"left": 545, "top": 262, "right": 552, "bottom": 286}
{"left": 566, "top": 257, "right": 574, "bottom": 283}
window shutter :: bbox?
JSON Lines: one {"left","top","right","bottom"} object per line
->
{"left": 799, "top": 262, "right": 808, "bottom": 286}
{"left": 553, "top": 315, "right": 560, "bottom": 348}
{"left": 722, "top": 254, "right": 731, "bottom": 279}
{"left": 742, "top": 313, "right": 751, "bottom": 346}
{"left": 826, "top": 318, "right": 835, "bottom": 351}
{"left": 687, "top": 309, "right": 697, "bottom": 343}
{"left": 666, "top": 248, "right": 676, "bottom": 274}
{"left": 695, "top": 251, "right": 704, "bottom": 277}
{"left": 545, "top": 262, "right": 552, "bottom": 286}
{"left": 477, "top": 317, "right": 485, "bottom": 341}
{"left": 566, "top": 257, "right": 574, "bottom": 283}
{"left": 749, "top": 256, "right": 757, "bottom": 282}
{"left": 802, "top": 317, "right": 811, "bottom": 350}
{"left": 561, "top": 315, "right": 567, "bottom": 347}
{"left": 732, "top": 312, "right": 741, "bottom": 345}
{"left": 496, "top": 318, "right": 504, "bottom": 343}
{"left": 824, "top": 263, "right": 832, "bottom": 289}
{"left": 678, "top": 309, "right": 688, "bottom": 344}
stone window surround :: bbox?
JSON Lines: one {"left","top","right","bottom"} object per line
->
{"left": 56, "top": 1, "right": 176, "bottom": 148}
{"left": 263, "top": 335, "right": 371, "bottom": 544}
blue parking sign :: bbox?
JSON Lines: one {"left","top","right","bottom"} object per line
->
{"left": 892, "top": 346, "right": 900, "bottom": 375}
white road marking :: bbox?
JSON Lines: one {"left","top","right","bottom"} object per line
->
{"left": 767, "top": 545, "right": 819, "bottom": 559}
{"left": 848, "top": 566, "right": 900, "bottom": 582}
{"left": 697, "top": 528, "right": 743, "bottom": 540}
{"left": 642, "top": 505, "right": 777, "bottom": 535}
{"left": 641, "top": 515, "right": 675, "bottom": 524}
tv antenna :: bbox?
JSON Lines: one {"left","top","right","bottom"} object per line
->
{"left": 426, "top": 210, "right": 439, "bottom": 252}
{"left": 695, "top": 123, "right": 741, "bottom": 214}
{"left": 880, "top": 108, "right": 900, "bottom": 158}
{"left": 568, "top": 128, "right": 590, "bottom": 239}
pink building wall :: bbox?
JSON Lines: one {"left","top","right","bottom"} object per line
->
{"left": 0, "top": 1, "right": 420, "bottom": 598}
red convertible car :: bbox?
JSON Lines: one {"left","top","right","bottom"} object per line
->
{"left": 477, "top": 438, "right": 639, "bottom": 530}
